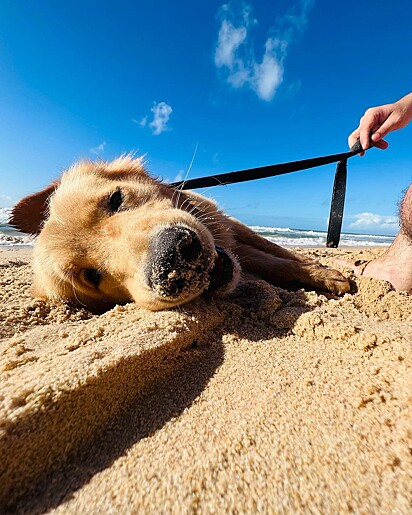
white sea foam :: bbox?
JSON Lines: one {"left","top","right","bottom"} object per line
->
{"left": 0, "top": 207, "right": 12, "bottom": 225}
{"left": 252, "top": 227, "right": 394, "bottom": 247}
{"left": 0, "top": 207, "right": 34, "bottom": 246}
{"left": 265, "top": 236, "right": 391, "bottom": 247}
{"left": 249, "top": 225, "right": 295, "bottom": 233}
{"left": 0, "top": 233, "right": 34, "bottom": 246}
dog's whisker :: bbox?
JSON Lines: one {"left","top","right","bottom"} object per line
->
{"left": 191, "top": 209, "right": 216, "bottom": 220}
{"left": 187, "top": 206, "right": 211, "bottom": 218}
{"left": 178, "top": 196, "right": 193, "bottom": 213}
{"left": 196, "top": 214, "right": 220, "bottom": 223}
{"left": 176, "top": 304, "right": 189, "bottom": 317}
{"left": 184, "top": 142, "right": 199, "bottom": 185}
{"left": 188, "top": 196, "right": 218, "bottom": 210}
{"left": 198, "top": 219, "right": 223, "bottom": 229}
{"left": 186, "top": 205, "right": 203, "bottom": 217}
{"left": 175, "top": 143, "right": 198, "bottom": 209}
{"left": 196, "top": 185, "right": 221, "bottom": 198}
{"left": 171, "top": 186, "right": 180, "bottom": 210}
{"left": 70, "top": 276, "right": 88, "bottom": 309}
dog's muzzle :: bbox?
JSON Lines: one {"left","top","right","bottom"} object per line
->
{"left": 147, "top": 227, "right": 235, "bottom": 300}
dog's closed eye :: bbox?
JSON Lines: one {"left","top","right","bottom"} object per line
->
{"left": 108, "top": 188, "right": 123, "bottom": 213}
{"left": 83, "top": 268, "right": 102, "bottom": 288}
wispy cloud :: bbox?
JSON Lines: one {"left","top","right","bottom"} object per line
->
{"left": 136, "top": 102, "right": 173, "bottom": 136}
{"left": 214, "top": 1, "right": 314, "bottom": 101}
{"left": 132, "top": 116, "right": 148, "bottom": 128}
{"left": 173, "top": 169, "right": 185, "bottom": 182}
{"left": 348, "top": 212, "right": 399, "bottom": 231}
{"left": 161, "top": 170, "right": 184, "bottom": 185}
{"left": 90, "top": 141, "right": 106, "bottom": 156}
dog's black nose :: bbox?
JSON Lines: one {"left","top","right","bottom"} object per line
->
{"left": 148, "top": 227, "right": 205, "bottom": 297}
{"left": 154, "top": 227, "right": 202, "bottom": 263}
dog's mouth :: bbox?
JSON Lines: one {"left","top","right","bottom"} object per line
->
{"left": 207, "top": 246, "right": 235, "bottom": 293}
{"left": 148, "top": 226, "right": 236, "bottom": 303}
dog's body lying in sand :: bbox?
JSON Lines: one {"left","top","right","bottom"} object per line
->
{"left": 11, "top": 156, "right": 350, "bottom": 312}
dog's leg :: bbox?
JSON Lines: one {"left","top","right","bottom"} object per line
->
{"left": 235, "top": 243, "right": 350, "bottom": 294}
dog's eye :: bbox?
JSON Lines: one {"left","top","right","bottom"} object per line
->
{"left": 84, "top": 268, "right": 102, "bottom": 287}
{"left": 108, "top": 189, "right": 123, "bottom": 212}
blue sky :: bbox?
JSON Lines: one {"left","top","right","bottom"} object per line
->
{"left": 0, "top": 0, "right": 411, "bottom": 235}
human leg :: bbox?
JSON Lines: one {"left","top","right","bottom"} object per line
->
{"left": 355, "top": 183, "right": 412, "bottom": 292}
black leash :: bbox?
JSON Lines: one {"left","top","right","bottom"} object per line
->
{"left": 171, "top": 140, "right": 367, "bottom": 248}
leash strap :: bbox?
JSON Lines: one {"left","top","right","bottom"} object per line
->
{"left": 326, "top": 140, "right": 365, "bottom": 247}
{"left": 326, "top": 158, "right": 347, "bottom": 247}
{"left": 171, "top": 140, "right": 366, "bottom": 247}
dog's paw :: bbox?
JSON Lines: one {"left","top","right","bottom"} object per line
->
{"left": 315, "top": 267, "right": 351, "bottom": 295}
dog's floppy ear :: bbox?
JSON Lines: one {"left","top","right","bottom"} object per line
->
{"left": 10, "top": 180, "right": 60, "bottom": 235}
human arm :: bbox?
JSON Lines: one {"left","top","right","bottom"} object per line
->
{"left": 348, "top": 92, "right": 412, "bottom": 155}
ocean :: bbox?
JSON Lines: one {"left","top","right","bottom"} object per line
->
{"left": 0, "top": 208, "right": 34, "bottom": 246}
{"left": 248, "top": 225, "right": 395, "bottom": 247}
{"left": 0, "top": 207, "right": 395, "bottom": 248}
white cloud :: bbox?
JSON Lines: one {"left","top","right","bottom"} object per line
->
{"left": 149, "top": 102, "right": 173, "bottom": 135}
{"left": 214, "top": 1, "right": 313, "bottom": 101}
{"left": 215, "top": 19, "right": 247, "bottom": 69}
{"left": 135, "top": 102, "right": 173, "bottom": 135}
{"left": 161, "top": 170, "right": 184, "bottom": 185}
{"left": 348, "top": 212, "right": 399, "bottom": 231}
{"left": 90, "top": 141, "right": 106, "bottom": 156}
{"left": 252, "top": 38, "right": 284, "bottom": 101}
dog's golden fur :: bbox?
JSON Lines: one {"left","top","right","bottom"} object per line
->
{"left": 11, "top": 156, "right": 350, "bottom": 312}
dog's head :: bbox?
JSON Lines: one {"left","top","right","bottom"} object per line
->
{"left": 11, "top": 156, "right": 240, "bottom": 311}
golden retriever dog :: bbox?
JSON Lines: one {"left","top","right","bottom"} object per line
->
{"left": 11, "top": 156, "right": 350, "bottom": 312}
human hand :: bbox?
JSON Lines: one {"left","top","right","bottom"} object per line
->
{"left": 348, "top": 92, "right": 412, "bottom": 155}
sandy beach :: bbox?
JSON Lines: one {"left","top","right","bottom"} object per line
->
{"left": 1, "top": 246, "right": 411, "bottom": 513}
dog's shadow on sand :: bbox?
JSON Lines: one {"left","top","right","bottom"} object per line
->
{"left": 7, "top": 280, "right": 320, "bottom": 514}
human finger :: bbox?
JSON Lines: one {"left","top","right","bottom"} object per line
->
{"left": 358, "top": 109, "right": 380, "bottom": 151}
{"left": 372, "top": 139, "right": 389, "bottom": 150}
{"left": 348, "top": 129, "right": 366, "bottom": 155}
{"left": 370, "top": 112, "right": 399, "bottom": 142}
{"left": 348, "top": 128, "right": 360, "bottom": 149}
